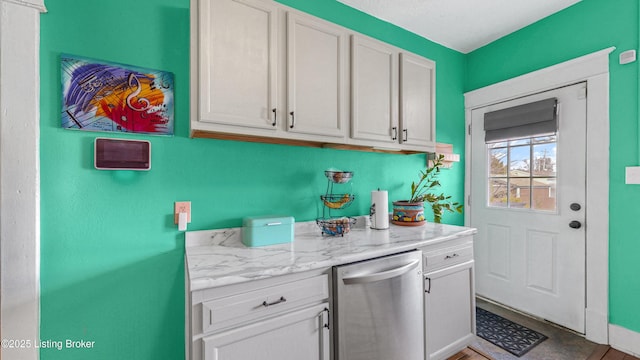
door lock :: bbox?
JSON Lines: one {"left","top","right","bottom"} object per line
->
{"left": 570, "top": 203, "right": 581, "bottom": 211}
{"left": 569, "top": 220, "right": 582, "bottom": 229}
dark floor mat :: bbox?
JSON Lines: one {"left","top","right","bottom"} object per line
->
{"left": 476, "top": 307, "right": 548, "bottom": 357}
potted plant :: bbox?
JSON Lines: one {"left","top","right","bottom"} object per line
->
{"left": 392, "top": 154, "right": 464, "bottom": 225}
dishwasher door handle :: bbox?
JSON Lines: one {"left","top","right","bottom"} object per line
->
{"left": 342, "top": 259, "right": 420, "bottom": 285}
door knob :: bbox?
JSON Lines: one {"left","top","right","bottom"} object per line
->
{"left": 570, "top": 203, "right": 581, "bottom": 211}
{"left": 569, "top": 220, "right": 582, "bottom": 229}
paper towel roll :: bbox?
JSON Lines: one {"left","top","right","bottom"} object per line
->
{"left": 370, "top": 190, "right": 389, "bottom": 230}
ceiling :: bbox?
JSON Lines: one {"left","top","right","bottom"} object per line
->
{"left": 336, "top": 0, "right": 582, "bottom": 53}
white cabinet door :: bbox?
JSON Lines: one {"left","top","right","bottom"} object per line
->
{"left": 203, "top": 303, "right": 330, "bottom": 360}
{"left": 424, "top": 260, "right": 475, "bottom": 360}
{"left": 197, "top": 0, "right": 279, "bottom": 131}
{"left": 286, "top": 12, "right": 347, "bottom": 140}
{"left": 399, "top": 52, "right": 436, "bottom": 151}
{"left": 350, "top": 35, "right": 399, "bottom": 147}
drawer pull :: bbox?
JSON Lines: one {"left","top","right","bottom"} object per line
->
{"left": 262, "top": 296, "right": 287, "bottom": 307}
{"left": 444, "top": 253, "right": 459, "bottom": 260}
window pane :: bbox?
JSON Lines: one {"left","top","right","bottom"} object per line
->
{"left": 489, "top": 148, "right": 508, "bottom": 177}
{"left": 509, "top": 178, "right": 530, "bottom": 209}
{"left": 488, "top": 141, "right": 508, "bottom": 149}
{"left": 509, "top": 138, "right": 530, "bottom": 146}
{"left": 509, "top": 145, "right": 530, "bottom": 177}
{"left": 532, "top": 135, "right": 556, "bottom": 144}
{"left": 488, "top": 178, "right": 508, "bottom": 207}
{"left": 533, "top": 142, "right": 556, "bottom": 176}
{"left": 532, "top": 177, "right": 556, "bottom": 211}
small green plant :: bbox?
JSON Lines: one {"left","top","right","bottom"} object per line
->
{"left": 409, "top": 154, "right": 464, "bottom": 223}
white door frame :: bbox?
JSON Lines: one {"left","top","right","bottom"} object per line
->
{"left": 1, "top": 0, "right": 46, "bottom": 359}
{"left": 464, "top": 47, "right": 614, "bottom": 344}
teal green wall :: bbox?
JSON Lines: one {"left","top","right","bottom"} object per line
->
{"left": 39, "top": 0, "right": 465, "bottom": 358}
{"left": 467, "top": 0, "right": 640, "bottom": 332}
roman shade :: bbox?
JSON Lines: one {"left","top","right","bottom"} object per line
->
{"left": 484, "top": 98, "right": 558, "bottom": 143}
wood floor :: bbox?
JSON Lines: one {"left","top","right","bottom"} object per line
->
{"left": 587, "top": 345, "right": 640, "bottom": 360}
{"left": 447, "top": 347, "right": 493, "bottom": 360}
{"left": 447, "top": 346, "right": 640, "bottom": 360}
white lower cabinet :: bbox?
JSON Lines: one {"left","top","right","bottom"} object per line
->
{"left": 202, "top": 302, "right": 330, "bottom": 360}
{"left": 187, "top": 238, "right": 476, "bottom": 360}
{"left": 422, "top": 240, "right": 476, "bottom": 360}
{"left": 188, "top": 271, "right": 330, "bottom": 360}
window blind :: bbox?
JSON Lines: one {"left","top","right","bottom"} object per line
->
{"left": 484, "top": 98, "right": 558, "bottom": 143}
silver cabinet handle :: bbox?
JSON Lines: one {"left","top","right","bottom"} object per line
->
{"left": 342, "top": 260, "right": 420, "bottom": 285}
{"left": 403, "top": 128, "right": 408, "bottom": 142}
{"left": 262, "top": 296, "right": 287, "bottom": 307}
{"left": 392, "top": 126, "right": 397, "bottom": 140}
{"left": 272, "top": 108, "right": 277, "bottom": 126}
{"left": 289, "top": 111, "right": 295, "bottom": 128}
{"left": 266, "top": 222, "right": 282, "bottom": 226}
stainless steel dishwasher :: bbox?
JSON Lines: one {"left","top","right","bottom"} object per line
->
{"left": 333, "top": 250, "right": 424, "bottom": 360}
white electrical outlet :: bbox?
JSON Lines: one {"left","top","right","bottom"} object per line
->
{"left": 174, "top": 201, "right": 192, "bottom": 223}
{"left": 625, "top": 167, "right": 640, "bottom": 184}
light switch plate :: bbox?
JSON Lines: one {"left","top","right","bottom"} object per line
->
{"left": 625, "top": 167, "right": 640, "bottom": 184}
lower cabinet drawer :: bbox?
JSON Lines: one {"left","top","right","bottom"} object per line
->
{"left": 424, "top": 244, "right": 473, "bottom": 272}
{"left": 201, "top": 274, "right": 329, "bottom": 333}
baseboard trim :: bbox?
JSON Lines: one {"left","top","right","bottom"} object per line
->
{"left": 609, "top": 324, "right": 640, "bottom": 357}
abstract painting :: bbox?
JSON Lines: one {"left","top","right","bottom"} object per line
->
{"left": 61, "top": 55, "right": 174, "bottom": 135}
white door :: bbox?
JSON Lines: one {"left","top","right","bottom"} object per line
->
{"left": 469, "top": 83, "right": 586, "bottom": 333}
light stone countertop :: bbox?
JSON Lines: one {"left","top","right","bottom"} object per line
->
{"left": 185, "top": 219, "right": 477, "bottom": 291}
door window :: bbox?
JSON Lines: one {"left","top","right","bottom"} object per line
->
{"left": 487, "top": 135, "right": 557, "bottom": 211}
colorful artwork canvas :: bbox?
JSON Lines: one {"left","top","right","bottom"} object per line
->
{"left": 61, "top": 55, "right": 174, "bottom": 135}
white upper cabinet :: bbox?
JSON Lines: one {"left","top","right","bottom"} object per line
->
{"left": 195, "top": 0, "right": 279, "bottom": 133}
{"left": 399, "top": 52, "right": 436, "bottom": 150}
{"left": 286, "top": 12, "right": 348, "bottom": 140}
{"left": 192, "top": 0, "right": 436, "bottom": 152}
{"left": 350, "top": 35, "right": 399, "bottom": 147}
